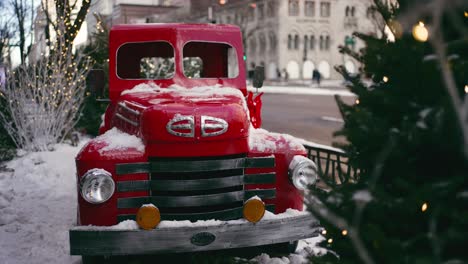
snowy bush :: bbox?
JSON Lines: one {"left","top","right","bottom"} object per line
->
{"left": 0, "top": 45, "right": 91, "bottom": 151}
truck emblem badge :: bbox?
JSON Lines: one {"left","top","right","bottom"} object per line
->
{"left": 191, "top": 232, "right": 216, "bottom": 246}
{"left": 201, "top": 116, "right": 228, "bottom": 137}
{"left": 166, "top": 115, "right": 195, "bottom": 138}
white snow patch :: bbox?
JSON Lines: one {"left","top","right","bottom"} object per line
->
{"left": 121, "top": 82, "right": 160, "bottom": 95}
{"left": 250, "top": 235, "right": 327, "bottom": 264}
{"left": 249, "top": 127, "right": 305, "bottom": 153}
{"left": 0, "top": 141, "right": 89, "bottom": 264}
{"left": 353, "top": 190, "right": 373, "bottom": 203}
{"left": 122, "top": 82, "right": 250, "bottom": 118}
{"left": 95, "top": 127, "right": 145, "bottom": 153}
{"left": 75, "top": 209, "right": 310, "bottom": 231}
{"left": 247, "top": 195, "right": 263, "bottom": 202}
{"left": 141, "top": 203, "right": 157, "bottom": 208}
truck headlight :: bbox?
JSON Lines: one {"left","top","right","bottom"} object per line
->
{"left": 288, "top": 156, "right": 318, "bottom": 191}
{"left": 80, "top": 169, "right": 115, "bottom": 204}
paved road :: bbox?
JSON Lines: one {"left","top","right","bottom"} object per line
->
{"left": 260, "top": 93, "right": 355, "bottom": 146}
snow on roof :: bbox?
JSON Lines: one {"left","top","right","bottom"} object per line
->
{"left": 249, "top": 127, "right": 306, "bottom": 153}
{"left": 95, "top": 127, "right": 145, "bottom": 154}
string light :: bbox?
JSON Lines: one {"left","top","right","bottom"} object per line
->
{"left": 412, "top": 21, "right": 429, "bottom": 42}
{"left": 464, "top": 85, "right": 468, "bottom": 94}
{"left": 383, "top": 76, "right": 389, "bottom": 83}
{"left": 465, "top": 11, "right": 468, "bottom": 18}
{"left": 342, "top": 230, "right": 348, "bottom": 236}
{"left": 327, "top": 238, "right": 333, "bottom": 244}
{"left": 321, "top": 229, "right": 327, "bottom": 235}
{"left": 421, "top": 202, "right": 428, "bottom": 212}
{"left": 355, "top": 99, "right": 360, "bottom": 105}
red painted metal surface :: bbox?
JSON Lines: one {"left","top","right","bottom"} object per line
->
{"left": 108, "top": 24, "right": 246, "bottom": 101}
{"left": 77, "top": 23, "right": 305, "bottom": 226}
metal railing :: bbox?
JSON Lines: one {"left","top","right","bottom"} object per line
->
{"left": 303, "top": 144, "right": 358, "bottom": 186}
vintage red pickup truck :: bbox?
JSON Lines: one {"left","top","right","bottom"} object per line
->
{"left": 69, "top": 23, "right": 320, "bottom": 262}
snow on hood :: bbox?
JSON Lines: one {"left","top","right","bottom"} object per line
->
{"left": 95, "top": 127, "right": 145, "bottom": 154}
{"left": 121, "top": 82, "right": 249, "bottom": 117}
{"left": 249, "top": 127, "right": 306, "bottom": 153}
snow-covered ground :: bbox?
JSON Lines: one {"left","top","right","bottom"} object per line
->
{"left": 0, "top": 141, "right": 326, "bottom": 264}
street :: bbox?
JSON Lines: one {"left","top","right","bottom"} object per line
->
{"left": 260, "top": 92, "right": 355, "bottom": 146}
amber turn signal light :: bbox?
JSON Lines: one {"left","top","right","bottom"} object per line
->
{"left": 243, "top": 199, "right": 265, "bottom": 223}
{"left": 136, "top": 204, "right": 161, "bottom": 230}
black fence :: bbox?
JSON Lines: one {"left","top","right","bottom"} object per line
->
{"left": 303, "top": 144, "right": 357, "bottom": 186}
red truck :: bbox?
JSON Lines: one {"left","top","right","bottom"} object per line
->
{"left": 70, "top": 23, "right": 320, "bottom": 262}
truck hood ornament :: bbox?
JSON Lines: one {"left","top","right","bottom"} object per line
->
{"left": 201, "top": 116, "right": 228, "bottom": 137}
{"left": 166, "top": 115, "right": 195, "bottom": 138}
{"left": 166, "top": 115, "right": 228, "bottom": 138}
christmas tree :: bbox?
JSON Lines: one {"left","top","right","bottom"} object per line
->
{"left": 309, "top": 1, "right": 468, "bottom": 263}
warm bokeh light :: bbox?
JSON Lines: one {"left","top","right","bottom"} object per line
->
{"left": 328, "top": 238, "right": 333, "bottom": 244}
{"left": 465, "top": 85, "right": 468, "bottom": 94}
{"left": 321, "top": 229, "right": 327, "bottom": 235}
{"left": 421, "top": 202, "right": 428, "bottom": 212}
{"left": 383, "top": 76, "right": 389, "bottom": 83}
{"left": 342, "top": 230, "right": 348, "bottom": 236}
{"left": 219, "top": 0, "right": 227, "bottom": 5}
{"left": 355, "top": 99, "right": 360, "bottom": 105}
{"left": 412, "top": 22, "right": 429, "bottom": 42}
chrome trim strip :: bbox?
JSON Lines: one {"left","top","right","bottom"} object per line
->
{"left": 115, "top": 113, "right": 139, "bottom": 127}
{"left": 117, "top": 102, "right": 141, "bottom": 115}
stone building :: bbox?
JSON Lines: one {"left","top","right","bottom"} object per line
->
{"left": 170, "top": 0, "right": 378, "bottom": 80}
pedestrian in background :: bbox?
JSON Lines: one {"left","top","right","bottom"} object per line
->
{"left": 282, "top": 68, "right": 289, "bottom": 82}
{"left": 312, "top": 69, "right": 321, "bottom": 87}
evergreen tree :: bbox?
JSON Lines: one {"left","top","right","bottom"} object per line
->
{"left": 309, "top": 1, "right": 468, "bottom": 263}
{"left": 76, "top": 15, "right": 109, "bottom": 136}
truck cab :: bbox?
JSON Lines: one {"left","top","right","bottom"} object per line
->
{"left": 70, "top": 24, "right": 319, "bottom": 260}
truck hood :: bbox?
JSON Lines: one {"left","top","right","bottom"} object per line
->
{"left": 118, "top": 85, "right": 250, "bottom": 144}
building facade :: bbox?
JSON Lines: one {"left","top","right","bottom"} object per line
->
{"left": 208, "top": 0, "right": 378, "bottom": 80}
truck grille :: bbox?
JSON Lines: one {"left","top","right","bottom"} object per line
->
{"left": 115, "top": 155, "right": 276, "bottom": 222}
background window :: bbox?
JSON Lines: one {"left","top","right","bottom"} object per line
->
{"left": 320, "top": 2, "right": 331, "bottom": 17}
{"left": 289, "top": 0, "right": 299, "bottom": 16}
{"left": 305, "top": 1, "right": 315, "bottom": 17}
{"left": 117, "top": 41, "right": 174, "bottom": 79}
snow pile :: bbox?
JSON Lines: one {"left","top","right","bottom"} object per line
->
{"left": 249, "top": 127, "right": 306, "bottom": 153}
{"left": 95, "top": 127, "right": 145, "bottom": 154}
{"left": 0, "top": 143, "right": 87, "bottom": 264}
{"left": 250, "top": 236, "right": 327, "bottom": 264}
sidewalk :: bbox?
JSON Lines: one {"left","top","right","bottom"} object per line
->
{"left": 247, "top": 79, "right": 355, "bottom": 97}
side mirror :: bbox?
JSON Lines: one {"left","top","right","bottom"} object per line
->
{"left": 87, "top": 69, "right": 105, "bottom": 98}
{"left": 253, "top": 66, "right": 265, "bottom": 89}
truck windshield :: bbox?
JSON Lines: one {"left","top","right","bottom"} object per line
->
{"left": 183, "top": 42, "right": 239, "bottom": 79}
{"left": 117, "top": 41, "right": 174, "bottom": 80}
